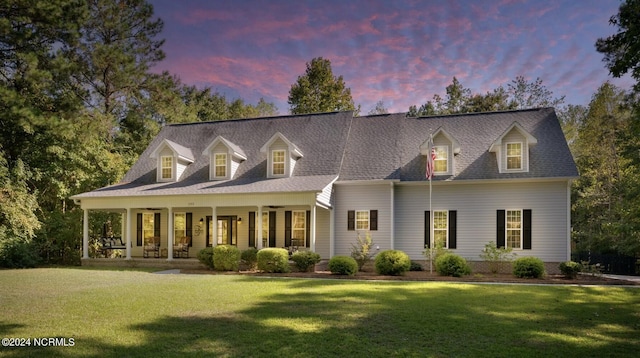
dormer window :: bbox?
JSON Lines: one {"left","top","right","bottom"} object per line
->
{"left": 506, "top": 143, "right": 522, "bottom": 170}
{"left": 202, "top": 136, "right": 246, "bottom": 181}
{"left": 272, "top": 150, "right": 286, "bottom": 176}
{"left": 420, "top": 128, "right": 459, "bottom": 177}
{"left": 161, "top": 156, "right": 173, "bottom": 180}
{"left": 260, "top": 132, "right": 303, "bottom": 178}
{"left": 489, "top": 122, "right": 537, "bottom": 173}
{"left": 434, "top": 146, "right": 448, "bottom": 173}
{"left": 150, "top": 139, "right": 194, "bottom": 182}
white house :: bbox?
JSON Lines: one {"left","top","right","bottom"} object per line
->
{"left": 72, "top": 108, "right": 578, "bottom": 269}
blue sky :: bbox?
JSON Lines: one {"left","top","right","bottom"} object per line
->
{"left": 149, "top": 0, "right": 634, "bottom": 114}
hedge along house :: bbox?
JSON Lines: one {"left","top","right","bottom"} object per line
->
{"left": 72, "top": 108, "right": 578, "bottom": 270}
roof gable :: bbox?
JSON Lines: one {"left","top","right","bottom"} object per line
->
{"left": 202, "top": 136, "right": 247, "bottom": 161}
{"left": 149, "top": 139, "right": 194, "bottom": 163}
{"left": 260, "top": 132, "right": 304, "bottom": 158}
{"left": 488, "top": 121, "right": 537, "bottom": 153}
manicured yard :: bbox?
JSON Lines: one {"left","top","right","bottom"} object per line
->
{"left": 0, "top": 268, "right": 639, "bottom": 357}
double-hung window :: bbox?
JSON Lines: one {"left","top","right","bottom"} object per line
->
{"left": 174, "top": 212, "right": 186, "bottom": 243}
{"left": 272, "top": 150, "right": 285, "bottom": 176}
{"left": 506, "top": 143, "right": 522, "bottom": 170}
{"left": 506, "top": 210, "right": 522, "bottom": 249}
{"left": 356, "top": 210, "right": 369, "bottom": 230}
{"left": 214, "top": 153, "right": 227, "bottom": 178}
{"left": 434, "top": 146, "right": 448, "bottom": 173}
{"left": 433, "top": 210, "right": 448, "bottom": 248}
{"left": 292, "top": 210, "right": 306, "bottom": 244}
{"left": 161, "top": 156, "right": 173, "bottom": 180}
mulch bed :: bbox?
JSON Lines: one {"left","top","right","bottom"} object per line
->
{"left": 180, "top": 268, "right": 639, "bottom": 285}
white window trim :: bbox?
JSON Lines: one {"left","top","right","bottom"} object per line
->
{"left": 142, "top": 212, "right": 155, "bottom": 244}
{"left": 271, "top": 149, "right": 286, "bottom": 177}
{"left": 433, "top": 210, "right": 449, "bottom": 249}
{"left": 434, "top": 146, "right": 448, "bottom": 174}
{"left": 292, "top": 210, "right": 306, "bottom": 242}
{"left": 506, "top": 209, "right": 523, "bottom": 250}
{"left": 214, "top": 153, "right": 227, "bottom": 179}
{"left": 355, "top": 210, "right": 370, "bottom": 231}
{"left": 505, "top": 142, "right": 523, "bottom": 171}
{"left": 160, "top": 156, "right": 174, "bottom": 181}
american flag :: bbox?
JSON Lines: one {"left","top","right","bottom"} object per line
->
{"left": 426, "top": 146, "right": 436, "bottom": 180}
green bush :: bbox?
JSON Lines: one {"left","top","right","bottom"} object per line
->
{"left": 559, "top": 261, "right": 582, "bottom": 279}
{"left": 0, "top": 237, "right": 40, "bottom": 268}
{"left": 410, "top": 260, "right": 424, "bottom": 271}
{"left": 513, "top": 257, "right": 545, "bottom": 278}
{"left": 213, "top": 245, "right": 240, "bottom": 271}
{"left": 240, "top": 248, "right": 259, "bottom": 270}
{"left": 196, "top": 247, "right": 215, "bottom": 270}
{"left": 257, "top": 248, "right": 290, "bottom": 273}
{"left": 375, "top": 250, "right": 411, "bottom": 276}
{"left": 328, "top": 256, "right": 358, "bottom": 275}
{"left": 479, "top": 241, "right": 515, "bottom": 273}
{"left": 435, "top": 253, "right": 471, "bottom": 277}
{"left": 350, "top": 232, "right": 375, "bottom": 270}
{"left": 291, "top": 250, "right": 321, "bottom": 272}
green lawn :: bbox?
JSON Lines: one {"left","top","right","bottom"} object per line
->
{"left": 0, "top": 268, "right": 639, "bottom": 357}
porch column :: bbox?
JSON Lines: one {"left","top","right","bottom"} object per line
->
{"left": 329, "top": 207, "right": 335, "bottom": 257}
{"left": 257, "top": 206, "right": 263, "bottom": 249}
{"left": 167, "top": 207, "right": 174, "bottom": 260}
{"left": 211, "top": 206, "right": 217, "bottom": 246}
{"left": 125, "top": 209, "right": 132, "bottom": 259}
{"left": 310, "top": 205, "right": 316, "bottom": 252}
{"left": 82, "top": 209, "right": 89, "bottom": 259}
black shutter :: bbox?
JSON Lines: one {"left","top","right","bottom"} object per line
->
{"left": 205, "top": 216, "right": 212, "bottom": 247}
{"left": 249, "top": 212, "right": 256, "bottom": 247}
{"left": 370, "top": 210, "right": 378, "bottom": 231}
{"left": 269, "top": 211, "right": 276, "bottom": 247}
{"left": 186, "top": 213, "right": 193, "bottom": 246}
{"left": 424, "top": 211, "right": 430, "bottom": 248}
{"left": 285, "top": 211, "right": 292, "bottom": 247}
{"left": 347, "top": 210, "right": 355, "bottom": 231}
{"left": 136, "top": 213, "right": 142, "bottom": 246}
{"left": 448, "top": 210, "right": 457, "bottom": 249}
{"left": 306, "top": 210, "right": 311, "bottom": 248}
{"left": 523, "top": 209, "right": 532, "bottom": 250}
{"left": 154, "top": 213, "right": 161, "bottom": 246}
{"left": 497, "top": 210, "right": 505, "bottom": 248}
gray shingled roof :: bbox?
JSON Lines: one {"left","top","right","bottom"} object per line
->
{"left": 73, "top": 108, "right": 577, "bottom": 199}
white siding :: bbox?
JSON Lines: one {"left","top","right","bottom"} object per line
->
{"left": 176, "top": 160, "right": 188, "bottom": 180}
{"left": 334, "top": 183, "right": 392, "bottom": 256}
{"left": 394, "top": 180, "right": 570, "bottom": 262}
{"left": 314, "top": 208, "right": 330, "bottom": 258}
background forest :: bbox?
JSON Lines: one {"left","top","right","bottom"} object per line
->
{"left": 1, "top": 0, "right": 639, "bottom": 268}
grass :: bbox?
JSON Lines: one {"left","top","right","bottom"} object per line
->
{"left": 0, "top": 268, "right": 639, "bottom": 357}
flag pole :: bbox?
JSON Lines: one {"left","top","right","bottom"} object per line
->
{"left": 428, "top": 134, "right": 434, "bottom": 274}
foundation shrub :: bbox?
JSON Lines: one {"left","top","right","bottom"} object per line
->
{"left": 559, "top": 261, "right": 582, "bottom": 279}
{"left": 513, "top": 257, "right": 545, "bottom": 278}
{"left": 328, "top": 256, "right": 358, "bottom": 275}
{"left": 213, "top": 245, "right": 240, "bottom": 271}
{"left": 197, "top": 247, "right": 215, "bottom": 270}
{"left": 257, "top": 248, "right": 290, "bottom": 273}
{"left": 291, "top": 251, "right": 321, "bottom": 272}
{"left": 375, "top": 250, "right": 411, "bottom": 276}
{"left": 410, "top": 260, "right": 424, "bottom": 271}
{"left": 435, "top": 253, "right": 471, "bottom": 277}
{"left": 241, "top": 248, "right": 259, "bottom": 270}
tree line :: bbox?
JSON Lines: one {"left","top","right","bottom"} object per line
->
{"left": 0, "top": 0, "right": 639, "bottom": 267}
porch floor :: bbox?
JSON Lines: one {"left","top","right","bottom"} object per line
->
{"left": 81, "top": 257, "right": 206, "bottom": 270}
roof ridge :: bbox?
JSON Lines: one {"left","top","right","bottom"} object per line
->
{"left": 414, "top": 107, "right": 553, "bottom": 119}
{"left": 166, "top": 110, "right": 355, "bottom": 127}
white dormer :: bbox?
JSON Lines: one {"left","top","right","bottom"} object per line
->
{"left": 149, "top": 139, "right": 194, "bottom": 182}
{"left": 420, "top": 128, "right": 460, "bottom": 176}
{"left": 260, "top": 132, "right": 303, "bottom": 178}
{"left": 489, "top": 122, "right": 537, "bottom": 173}
{"left": 201, "top": 136, "right": 247, "bottom": 180}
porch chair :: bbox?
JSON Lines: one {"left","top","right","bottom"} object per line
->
{"left": 173, "top": 236, "right": 191, "bottom": 258}
{"left": 143, "top": 236, "right": 160, "bottom": 258}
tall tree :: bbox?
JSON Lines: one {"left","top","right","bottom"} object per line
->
{"left": 368, "top": 100, "right": 388, "bottom": 115}
{"left": 596, "top": 0, "right": 640, "bottom": 92}
{"left": 506, "top": 76, "right": 565, "bottom": 109}
{"left": 288, "top": 57, "right": 358, "bottom": 115}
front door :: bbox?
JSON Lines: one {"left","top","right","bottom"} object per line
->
{"left": 217, "top": 216, "right": 237, "bottom": 245}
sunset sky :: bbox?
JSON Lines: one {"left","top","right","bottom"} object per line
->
{"left": 148, "top": 0, "right": 634, "bottom": 114}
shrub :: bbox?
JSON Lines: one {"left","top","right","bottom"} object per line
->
{"left": 328, "top": 256, "right": 358, "bottom": 275}
{"left": 241, "top": 248, "right": 259, "bottom": 270}
{"left": 257, "top": 248, "right": 290, "bottom": 273}
{"left": 291, "top": 251, "right": 321, "bottom": 272}
{"left": 350, "top": 232, "right": 375, "bottom": 270}
{"left": 0, "top": 237, "right": 40, "bottom": 268}
{"left": 435, "top": 253, "right": 471, "bottom": 277}
{"left": 196, "top": 247, "right": 215, "bottom": 270}
{"left": 479, "top": 242, "right": 516, "bottom": 273}
{"left": 410, "top": 260, "right": 424, "bottom": 271}
{"left": 513, "top": 257, "right": 545, "bottom": 278}
{"left": 375, "top": 250, "right": 411, "bottom": 276}
{"left": 213, "top": 245, "right": 240, "bottom": 271}
{"left": 559, "top": 261, "right": 582, "bottom": 279}
{"left": 423, "top": 239, "right": 449, "bottom": 270}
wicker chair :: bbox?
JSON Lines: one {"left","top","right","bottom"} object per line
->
{"left": 173, "top": 236, "right": 191, "bottom": 258}
{"left": 143, "top": 237, "right": 160, "bottom": 258}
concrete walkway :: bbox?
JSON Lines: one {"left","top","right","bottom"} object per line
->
{"left": 153, "top": 269, "right": 182, "bottom": 274}
{"left": 601, "top": 274, "right": 640, "bottom": 283}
